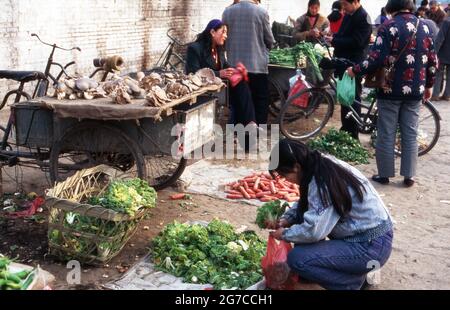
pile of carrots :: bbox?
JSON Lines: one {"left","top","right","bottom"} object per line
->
{"left": 225, "top": 172, "right": 300, "bottom": 202}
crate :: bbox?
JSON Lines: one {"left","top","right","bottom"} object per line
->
{"left": 12, "top": 101, "right": 53, "bottom": 148}
{"left": 46, "top": 165, "right": 153, "bottom": 265}
{"left": 138, "top": 96, "right": 216, "bottom": 156}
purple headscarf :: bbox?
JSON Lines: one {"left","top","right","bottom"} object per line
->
{"left": 204, "top": 19, "right": 224, "bottom": 32}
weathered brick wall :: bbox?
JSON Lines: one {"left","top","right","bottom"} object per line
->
{"left": 0, "top": 0, "right": 381, "bottom": 96}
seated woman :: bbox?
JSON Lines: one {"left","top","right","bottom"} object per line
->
{"left": 268, "top": 139, "right": 393, "bottom": 290}
{"left": 185, "top": 19, "right": 256, "bottom": 127}
{"left": 293, "top": 0, "right": 330, "bottom": 43}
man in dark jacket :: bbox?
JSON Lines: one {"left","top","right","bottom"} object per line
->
{"left": 325, "top": 0, "right": 372, "bottom": 139}
{"left": 433, "top": 16, "right": 450, "bottom": 100}
{"left": 428, "top": 0, "right": 446, "bottom": 27}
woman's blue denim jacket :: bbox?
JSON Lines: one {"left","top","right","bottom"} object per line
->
{"left": 281, "top": 158, "right": 393, "bottom": 244}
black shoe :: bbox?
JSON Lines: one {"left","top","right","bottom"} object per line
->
{"left": 372, "top": 175, "right": 389, "bottom": 185}
{"left": 404, "top": 178, "right": 415, "bottom": 187}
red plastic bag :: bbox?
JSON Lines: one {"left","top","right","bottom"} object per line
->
{"left": 228, "top": 62, "right": 249, "bottom": 87}
{"left": 261, "top": 235, "right": 299, "bottom": 290}
{"left": 4, "top": 197, "right": 45, "bottom": 219}
{"left": 288, "top": 77, "right": 310, "bottom": 108}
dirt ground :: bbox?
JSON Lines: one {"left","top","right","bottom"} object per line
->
{"left": 0, "top": 100, "right": 449, "bottom": 290}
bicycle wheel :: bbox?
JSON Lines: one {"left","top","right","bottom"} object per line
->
{"left": 394, "top": 100, "right": 441, "bottom": 156}
{"left": 278, "top": 87, "right": 334, "bottom": 140}
{"left": 50, "top": 122, "right": 146, "bottom": 184}
{"left": 268, "top": 78, "right": 285, "bottom": 118}
{"left": 144, "top": 155, "right": 187, "bottom": 190}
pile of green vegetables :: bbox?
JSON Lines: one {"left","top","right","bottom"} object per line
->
{"left": 88, "top": 178, "right": 157, "bottom": 217}
{"left": 0, "top": 256, "right": 34, "bottom": 290}
{"left": 152, "top": 219, "right": 266, "bottom": 289}
{"left": 48, "top": 179, "right": 157, "bottom": 261}
{"left": 256, "top": 200, "right": 289, "bottom": 229}
{"left": 307, "top": 128, "right": 371, "bottom": 164}
{"left": 269, "top": 42, "right": 324, "bottom": 82}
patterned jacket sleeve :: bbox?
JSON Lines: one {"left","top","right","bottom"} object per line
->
{"left": 425, "top": 36, "right": 438, "bottom": 88}
{"left": 353, "top": 24, "right": 392, "bottom": 76}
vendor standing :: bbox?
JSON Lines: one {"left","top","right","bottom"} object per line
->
{"left": 324, "top": 0, "right": 372, "bottom": 140}
{"left": 293, "top": 0, "right": 330, "bottom": 43}
{"left": 268, "top": 139, "right": 393, "bottom": 290}
{"left": 222, "top": 0, "right": 275, "bottom": 126}
{"left": 185, "top": 19, "right": 256, "bottom": 126}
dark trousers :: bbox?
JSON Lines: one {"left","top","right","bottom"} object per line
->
{"left": 340, "top": 76, "right": 362, "bottom": 140}
{"left": 229, "top": 80, "right": 256, "bottom": 126}
{"left": 287, "top": 231, "right": 393, "bottom": 290}
{"left": 248, "top": 73, "right": 269, "bottom": 125}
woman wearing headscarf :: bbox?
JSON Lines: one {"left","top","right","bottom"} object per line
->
{"left": 186, "top": 19, "right": 256, "bottom": 127}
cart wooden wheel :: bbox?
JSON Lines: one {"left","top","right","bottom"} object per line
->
{"left": 49, "top": 122, "right": 146, "bottom": 184}
{"left": 144, "top": 154, "right": 187, "bottom": 190}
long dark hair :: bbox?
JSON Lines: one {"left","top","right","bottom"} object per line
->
{"left": 328, "top": 1, "right": 343, "bottom": 22}
{"left": 195, "top": 20, "right": 227, "bottom": 51}
{"left": 269, "top": 140, "right": 366, "bottom": 219}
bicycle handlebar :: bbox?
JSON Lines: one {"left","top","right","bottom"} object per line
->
{"left": 316, "top": 37, "right": 331, "bottom": 48}
{"left": 31, "top": 33, "right": 81, "bottom": 52}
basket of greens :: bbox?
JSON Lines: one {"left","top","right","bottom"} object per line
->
{"left": 46, "top": 165, "right": 157, "bottom": 265}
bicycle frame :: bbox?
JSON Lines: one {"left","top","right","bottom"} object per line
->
{"left": 0, "top": 34, "right": 81, "bottom": 165}
{"left": 30, "top": 33, "right": 81, "bottom": 98}
{"left": 155, "top": 28, "right": 187, "bottom": 71}
{"left": 326, "top": 80, "right": 378, "bottom": 132}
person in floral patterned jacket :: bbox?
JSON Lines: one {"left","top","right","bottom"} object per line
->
{"left": 347, "top": 0, "right": 438, "bottom": 188}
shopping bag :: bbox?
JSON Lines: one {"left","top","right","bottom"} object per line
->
{"left": 261, "top": 235, "right": 299, "bottom": 290}
{"left": 228, "top": 62, "right": 249, "bottom": 87}
{"left": 288, "top": 76, "right": 311, "bottom": 108}
{"left": 336, "top": 72, "right": 355, "bottom": 107}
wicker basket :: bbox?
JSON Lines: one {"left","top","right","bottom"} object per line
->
{"left": 46, "top": 165, "right": 152, "bottom": 265}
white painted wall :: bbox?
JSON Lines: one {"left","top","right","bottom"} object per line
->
{"left": 0, "top": 0, "right": 306, "bottom": 94}
{"left": 275, "top": 0, "right": 389, "bottom": 24}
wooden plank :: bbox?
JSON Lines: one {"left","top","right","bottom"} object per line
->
{"left": 33, "top": 83, "right": 224, "bottom": 121}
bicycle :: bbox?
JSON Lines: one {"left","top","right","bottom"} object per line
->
{"left": 0, "top": 34, "right": 115, "bottom": 167}
{"left": 278, "top": 55, "right": 441, "bottom": 156}
{"left": 154, "top": 28, "right": 189, "bottom": 72}
{"left": 0, "top": 33, "right": 81, "bottom": 112}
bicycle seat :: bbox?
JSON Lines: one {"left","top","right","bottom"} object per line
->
{"left": 319, "top": 58, "right": 354, "bottom": 79}
{"left": 0, "top": 70, "right": 46, "bottom": 82}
